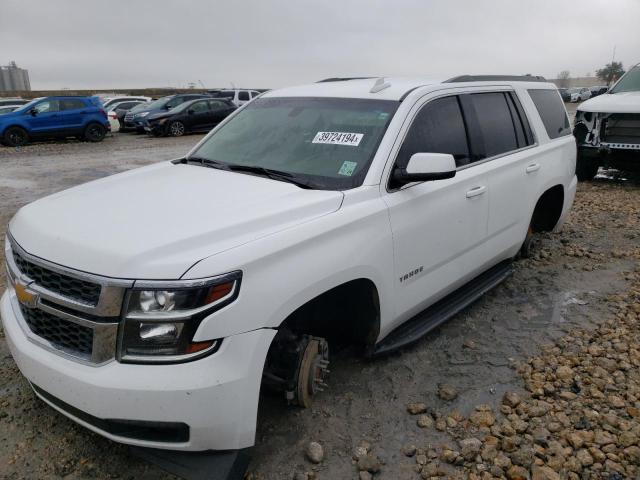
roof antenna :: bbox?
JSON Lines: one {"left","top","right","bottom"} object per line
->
{"left": 370, "top": 77, "right": 391, "bottom": 93}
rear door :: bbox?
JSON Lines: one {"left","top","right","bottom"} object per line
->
{"left": 382, "top": 93, "right": 490, "bottom": 329}
{"left": 24, "top": 99, "right": 61, "bottom": 134}
{"left": 459, "top": 90, "right": 537, "bottom": 262}
{"left": 59, "top": 98, "right": 88, "bottom": 132}
{"left": 208, "top": 100, "right": 234, "bottom": 124}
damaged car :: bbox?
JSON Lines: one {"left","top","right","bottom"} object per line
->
{"left": 574, "top": 63, "right": 640, "bottom": 180}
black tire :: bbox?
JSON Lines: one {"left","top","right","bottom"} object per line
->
{"left": 84, "top": 123, "right": 106, "bottom": 142}
{"left": 168, "top": 121, "right": 185, "bottom": 137}
{"left": 3, "top": 126, "right": 29, "bottom": 147}
{"left": 519, "top": 227, "right": 536, "bottom": 259}
{"left": 576, "top": 157, "right": 599, "bottom": 181}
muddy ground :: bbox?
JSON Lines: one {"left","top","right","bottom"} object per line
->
{"left": 0, "top": 130, "right": 638, "bottom": 479}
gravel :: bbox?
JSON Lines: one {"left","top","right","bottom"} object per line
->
{"left": 1, "top": 134, "right": 639, "bottom": 479}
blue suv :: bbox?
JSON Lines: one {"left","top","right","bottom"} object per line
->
{"left": 0, "top": 96, "right": 110, "bottom": 147}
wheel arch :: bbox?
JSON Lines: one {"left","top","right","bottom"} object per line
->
{"left": 530, "top": 184, "right": 565, "bottom": 232}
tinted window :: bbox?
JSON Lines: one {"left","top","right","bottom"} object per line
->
{"left": 238, "top": 91, "right": 250, "bottom": 101}
{"left": 166, "top": 97, "right": 186, "bottom": 108}
{"left": 528, "top": 89, "right": 571, "bottom": 139}
{"left": 189, "top": 100, "right": 209, "bottom": 113}
{"left": 468, "top": 92, "right": 518, "bottom": 157}
{"left": 505, "top": 92, "right": 534, "bottom": 148}
{"left": 209, "top": 100, "right": 229, "bottom": 111}
{"left": 397, "top": 96, "right": 470, "bottom": 169}
{"left": 60, "top": 98, "right": 86, "bottom": 110}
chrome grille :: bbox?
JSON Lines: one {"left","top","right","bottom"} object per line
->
{"left": 13, "top": 250, "right": 101, "bottom": 306}
{"left": 20, "top": 305, "right": 93, "bottom": 357}
{"left": 6, "top": 236, "right": 132, "bottom": 365}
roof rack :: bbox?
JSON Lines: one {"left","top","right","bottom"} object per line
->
{"left": 444, "top": 75, "right": 547, "bottom": 83}
{"left": 316, "top": 77, "right": 374, "bottom": 83}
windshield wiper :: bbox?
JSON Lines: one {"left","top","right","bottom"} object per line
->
{"left": 226, "top": 164, "right": 315, "bottom": 189}
{"left": 185, "top": 156, "right": 230, "bottom": 170}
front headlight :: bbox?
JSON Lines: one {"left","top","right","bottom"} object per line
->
{"left": 118, "top": 271, "right": 241, "bottom": 364}
{"left": 135, "top": 111, "right": 150, "bottom": 118}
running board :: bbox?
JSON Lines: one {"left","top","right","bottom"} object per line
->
{"left": 372, "top": 260, "right": 513, "bottom": 356}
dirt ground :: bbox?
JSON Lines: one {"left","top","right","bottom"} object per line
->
{"left": 0, "top": 130, "right": 638, "bottom": 480}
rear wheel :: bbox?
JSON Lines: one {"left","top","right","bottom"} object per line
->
{"left": 84, "top": 123, "right": 106, "bottom": 142}
{"left": 3, "top": 126, "right": 29, "bottom": 147}
{"left": 168, "top": 121, "right": 185, "bottom": 137}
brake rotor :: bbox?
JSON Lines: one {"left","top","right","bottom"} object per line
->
{"left": 294, "top": 337, "right": 329, "bottom": 408}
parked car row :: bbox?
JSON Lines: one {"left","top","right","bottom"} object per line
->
{"left": 0, "top": 96, "right": 110, "bottom": 147}
{"left": 557, "top": 85, "right": 609, "bottom": 103}
{"left": 0, "top": 88, "right": 261, "bottom": 146}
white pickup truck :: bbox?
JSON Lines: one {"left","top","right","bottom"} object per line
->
{"left": 2, "top": 76, "right": 576, "bottom": 460}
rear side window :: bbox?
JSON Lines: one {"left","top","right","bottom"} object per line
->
{"left": 60, "top": 99, "right": 86, "bottom": 110}
{"left": 396, "top": 96, "right": 470, "bottom": 169}
{"left": 467, "top": 92, "right": 518, "bottom": 157}
{"left": 238, "top": 91, "right": 250, "bottom": 101}
{"left": 527, "top": 89, "right": 570, "bottom": 139}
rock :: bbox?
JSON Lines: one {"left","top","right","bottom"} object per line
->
{"left": 576, "top": 448, "right": 594, "bottom": 467}
{"left": 624, "top": 445, "right": 640, "bottom": 462}
{"left": 407, "top": 402, "right": 428, "bottom": 415}
{"left": 416, "top": 414, "right": 434, "bottom": 428}
{"left": 503, "top": 391, "right": 522, "bottom": 408}
{"left": 357, "top": 454, "right": 381, "bottom": 473}
{"left": 618, "top": 430, "right": 637, "bottom": 447}
{"left": 441, "top": 449, "right": 458, "bottom": 464}
{"left": 415, "top": 454, "right": 427, "bottom": 465}
{"left": 507, "top": 465, "right": 530, "bottom": 480}
{"left": 594, "top": 430, "right": 616, "bottom": 446}
{"left": 358, "top": 472, "right": 373, "bottom": 480}
{"left": 305, "top": 442, "right": 324, "bottom": 464}
{"left": 458, "top": 437, "right": 482, "bottom": 460}
{"left": 566, "top": 432, "right": 584, "bottom": 449}
{"left": 531, "top": 465, "right": 560, "bottom": 480}
{"left": 435, "top": 418, "right": 447, "bottom": 431}
{"left": 511, "top": 447, "right": 535, "bottom": 467}
{"left": 470, "top": 410, "right": 495, "bottom": 427}
{"left": 401, "top": 444, "right": 416, "bottom": 457}
{"left": 494, "top": 451, "right": 512, "bottom": 469}
{"left": 437, "top": 384, "right": 458, "bottom": 401}
{"left": 555, "top": 365, "right": 574, "bottom": 380}
{"left": 353, "top": 441, "right": 370, "bottom": 459}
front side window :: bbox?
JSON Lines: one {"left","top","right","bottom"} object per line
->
{"left": 528, "top": 89, "right": 571, "bottom": 139}
{"left": 34, "top": 99, "right": 60, "bottom": 113}
{"left": 190, "top": 97, "right": 398, "bottom": 190}
{"left": 396, "top": 96, "right": 470, "bottom": 169}
{"left": 189, "top": 100, "right": 209, "bottom": 113}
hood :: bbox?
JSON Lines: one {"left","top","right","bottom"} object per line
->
{"left": 578, "top": 91, "right": 640, "bottom": 114}
{"left": 147, "top": 110, "right": 174, "bottom": 121}
{"left": 9, "top": 162, "right": 344, "bottom": 279}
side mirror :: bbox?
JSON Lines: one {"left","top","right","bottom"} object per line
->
{"left": 187, "top": 109, "right": 194, "bottom": 115}
{"left": 30, "top": 108, "right": 38, "bottom": 116}
{"left": 393, "top": 153, "right": 457, "bottom": 185}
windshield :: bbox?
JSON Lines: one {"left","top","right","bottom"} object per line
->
{"left": 610, "top": 65, "right": 640, "bottom": 94}
{"left": 190, "top": 96, "right": 398, "bottom": 190}
{"left": 13, "top": 98, "right": 43, "bottom": 113}
{"left": 129, "top": 101, "right": 152, "bottom": 113}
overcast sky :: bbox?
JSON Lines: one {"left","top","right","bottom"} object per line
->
{"left": 1, "top": 0, "right": 639, "bottom": 90}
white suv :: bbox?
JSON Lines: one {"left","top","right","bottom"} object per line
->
{"left": 2, "top": 76, "right": 576, "bottom": 460}
{"left": 209, "top": 88, "right": 262, "bottom": 106}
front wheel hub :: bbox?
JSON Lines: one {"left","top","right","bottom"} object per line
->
{"left": 293, "top": 336, "right": 330, "bottom": 408}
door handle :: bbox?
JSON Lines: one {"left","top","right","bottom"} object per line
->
{"left": 466, "top": 186, "right": 487, "bottom": 198}
{"left": 526, "top": 163, "right": 541, "bottom": 174}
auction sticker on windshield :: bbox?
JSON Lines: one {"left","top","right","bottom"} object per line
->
{"left": 312, "top": 132, "right": 363, "bottom": 146}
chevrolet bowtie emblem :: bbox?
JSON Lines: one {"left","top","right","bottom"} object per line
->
{"left": 15, "top": 281, "right": 38, "bottom": 308}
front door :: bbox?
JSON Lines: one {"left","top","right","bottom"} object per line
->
{"left": 382, "top": 94, "right": 490, "bottom": 330}
{"left": 24, "top": 99, "right": 61, "bottom": 134}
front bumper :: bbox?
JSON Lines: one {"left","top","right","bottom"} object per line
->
{"left": 1, "top": 289, "right": 276, "bottom": 451}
